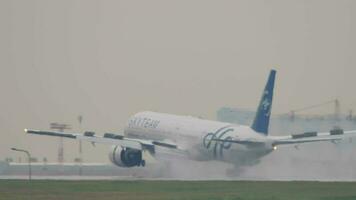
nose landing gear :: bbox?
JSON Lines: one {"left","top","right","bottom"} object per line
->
{"left": 137, "top": 159, "right": 146, "bottom": 167}
{"left": 141, "top": 160, "right": 146, "bottom": 167}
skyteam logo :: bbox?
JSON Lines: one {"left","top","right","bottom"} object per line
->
{"left": 203, "top": 126, "right": 234, "bottom": 158}
{"left": 261, "top": 90, "right": 271, "bottom": 117}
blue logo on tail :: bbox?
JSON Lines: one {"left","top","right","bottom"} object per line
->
{"left": 251, "top": 70, "right": 276, "bottom": 135}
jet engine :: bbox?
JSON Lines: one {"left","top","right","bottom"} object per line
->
{"left": 109, "top": 146, "right": 145, "bottom": 167}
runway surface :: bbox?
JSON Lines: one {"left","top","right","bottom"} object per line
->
{"left": 1, "top": 180, "right": 356, "bottom": 200}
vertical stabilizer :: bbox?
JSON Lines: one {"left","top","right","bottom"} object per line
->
{"left": 251, "top": 70, "right": 276, "bottom": 135}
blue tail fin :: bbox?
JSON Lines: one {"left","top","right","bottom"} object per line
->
{"left": 251, "top": 70, "right": 276, "bottom": 135}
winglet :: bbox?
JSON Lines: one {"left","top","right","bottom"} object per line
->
{"left": 251, "top": 69, "right": 276, "bottom": 135}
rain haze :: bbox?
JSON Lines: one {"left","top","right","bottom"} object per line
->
{"left": 1, "top": 0, "right": 356, "bottom": 179}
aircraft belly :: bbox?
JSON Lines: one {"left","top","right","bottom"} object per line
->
{"left": 191, "top": 141, "right": 272, "bottom": 166}
{"left": 221, "top": 146, "right": 272, "bottom": 166}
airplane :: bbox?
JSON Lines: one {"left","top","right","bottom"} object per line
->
{"left": 25, "top": 69, "right": 356, "bottom": 168}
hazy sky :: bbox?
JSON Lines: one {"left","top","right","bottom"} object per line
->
{"left": 1, "top": 0, "right": 356, "bottom": 162}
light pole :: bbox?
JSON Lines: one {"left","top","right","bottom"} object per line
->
{"left": 11, "top": 148, "right": 31, "bottom": 180}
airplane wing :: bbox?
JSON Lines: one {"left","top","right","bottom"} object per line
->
{"left": 24, "top": 129, "right": 183, "bottom": 154}
{"left": 211, "top": 129, "right": 356, "bottom": 147}
{"left": 269, "top": 129, "right": 356, "bottom": 146}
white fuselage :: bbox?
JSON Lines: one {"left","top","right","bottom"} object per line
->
{"left": 124, "top": 111, "right": 274, "bottom": 165}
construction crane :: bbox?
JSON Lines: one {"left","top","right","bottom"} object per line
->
{"left": 289, "top": 99, "right": 340, "bottom": 121}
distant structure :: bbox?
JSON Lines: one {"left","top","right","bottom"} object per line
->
{"left": 288, "top": 99, "right": 341, "bottom": 121}
{"left": 50, "top": 123, "right": 71, "bottom": 163}
{"left": 217, "top": 100, "right": 356, "bottom": 135}
{"left": 77, "top": 115, "right": 83, "bottom": 163}
{"left": 77, "top": 115, "right": 83, "bottom": 176}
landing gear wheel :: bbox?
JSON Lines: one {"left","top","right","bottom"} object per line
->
{"left": 141, "top": 160, "right": 146, "bottom": 167}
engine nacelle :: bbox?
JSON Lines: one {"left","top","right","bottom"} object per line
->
{"left": 109, "top": 146, "right": 145, "bottom": 167}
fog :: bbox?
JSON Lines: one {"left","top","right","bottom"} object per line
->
{"left": 138, "top": 138, "right": 352, "bottom": 181}
{"left": 1, "top": 0, "right": 356, "bottom": 180}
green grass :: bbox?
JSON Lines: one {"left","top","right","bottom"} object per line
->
{"left": 0, "top": 180, "right": 356, "bottom": 200}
